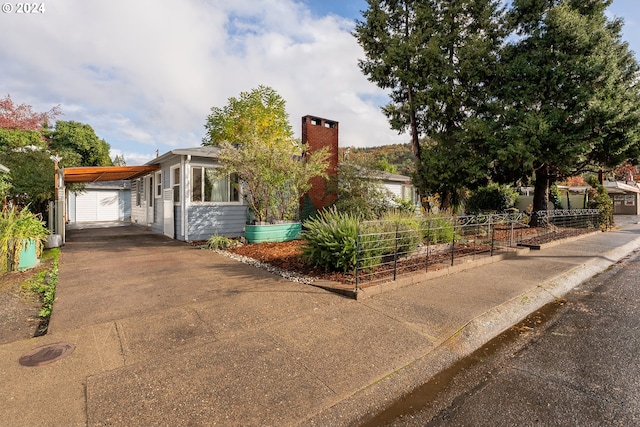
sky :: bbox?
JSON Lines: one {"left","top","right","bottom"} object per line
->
{"left": 1, "top": 0, "right": 639, "bottom": 166}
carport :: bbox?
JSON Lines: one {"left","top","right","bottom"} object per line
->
{"left": 51, "top": 165, "right": 159, "bottom": 243}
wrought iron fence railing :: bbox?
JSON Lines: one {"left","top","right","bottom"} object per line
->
{"left": 354, "top": 209, "right": 601, "bottom": 290}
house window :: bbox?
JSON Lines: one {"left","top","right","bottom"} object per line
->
{"left": 191, "top": 167, "right": 239, "bottom": 202}
{"left": 155, "top": 171, "right": 162, "bottom": 198}
{"left": 148, "top": 175, "right": 153, "bottom": 207}
{"left": 135, "top": 179, "right": 142, "bottom": 207}
{"left": 172, "top": 167, "right": 180, "bottom": 203}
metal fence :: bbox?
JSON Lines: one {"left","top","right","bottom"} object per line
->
{"left": 354, "top": 209, "right": 602, "bottom": 290}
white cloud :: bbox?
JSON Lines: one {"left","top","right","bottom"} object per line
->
{"left": 0, "top": 0, "right": 410, "bottom": 165}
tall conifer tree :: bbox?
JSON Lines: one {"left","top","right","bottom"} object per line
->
{"left": 355, "top": 0, "right": 505, "bottom": 210}
{"left": 494, "top": 0, "right": 640, "bottom": 215}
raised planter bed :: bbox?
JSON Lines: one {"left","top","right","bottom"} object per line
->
{"left": 244, "top": 222, "right": 302, "bottom": 243}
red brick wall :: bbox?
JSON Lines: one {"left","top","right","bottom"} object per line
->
{"left": 302, "top": 115, "right": 338, "bottom": 210}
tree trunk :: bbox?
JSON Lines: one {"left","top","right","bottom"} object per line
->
{"left": 531, "top": 165, "right": 550, "bottom": 226}
{"left": 407, "top": 85, "right": 429, "bottom": 212}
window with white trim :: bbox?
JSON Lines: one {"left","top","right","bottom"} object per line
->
{"left": 191, "top": 167, "right": 239, "bottom": 203}
{"left": 134, "top": 179, "right": 142, "bottom": 206}
{"left": 155, "top": 171, "right": 162, "bottom": 198}
{"left": 171, "top": 167, "right": 180, "bottom": 203}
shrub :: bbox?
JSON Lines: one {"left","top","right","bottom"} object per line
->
{"left": 301, "top": 208, "right": 360, "bottom": 272}
{"left": 421, "top": 214, "right": 457, "bottom": 244}
{"left": 206, "top": 234, "right": 240, "bottom": 250}
{"left": 379, "top": 211, "right": 422, "bottom": 256}
{"left": 586, "top": 176, "right": 613, "bottom": 230}
{"left": 0, "top": 206, "right": 49, "bottom": 272}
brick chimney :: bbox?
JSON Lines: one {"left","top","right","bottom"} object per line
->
{"left": 301, "top": 115, "right": 339, "bottom": 214}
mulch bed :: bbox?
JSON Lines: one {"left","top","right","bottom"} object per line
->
{"left": 203, "top": 226, "right": 597, "bottom": 288}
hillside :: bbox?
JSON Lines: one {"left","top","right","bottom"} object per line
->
{"left": 339, "top": 143, "right": 415, "bottom": 176}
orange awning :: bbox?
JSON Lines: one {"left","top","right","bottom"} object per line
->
{"left": 62, "top": 165, "right": 159, "bottom": 183}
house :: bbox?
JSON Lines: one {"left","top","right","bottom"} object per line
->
{"left": 604, "top": 180, "right": 640, "bottom": 215}
{"left": 67, "top": 181, "right": 131, "bottom": 223}
{"left": 130, "top": 146, "right": 246, "bottom": 241}
{"left": 0, "top": 163, "right": 8, "bottom": 173}
{"left": 62, "top": 115, "right": 418, "bottom": 242}
{"left": 370, "top": 170, "right": 419, "bottom": 206}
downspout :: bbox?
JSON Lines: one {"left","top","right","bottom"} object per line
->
{"left": 183, "top": 155, "right": 190, "bottom": 241}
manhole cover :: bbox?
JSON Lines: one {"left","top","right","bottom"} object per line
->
{"left": 19, "top": 342, "right": 75, "bottom": 367}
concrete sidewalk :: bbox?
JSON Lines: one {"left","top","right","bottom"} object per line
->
{"left": 1, "top": 218, "right": 640, "bottom": 426}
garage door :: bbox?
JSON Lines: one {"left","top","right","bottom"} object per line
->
{"left": 75, "top": 190, "right": 120, "bottom": 222}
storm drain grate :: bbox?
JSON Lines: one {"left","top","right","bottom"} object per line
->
{"left": 19, "top": 342, "right": 75, "bottom": 367}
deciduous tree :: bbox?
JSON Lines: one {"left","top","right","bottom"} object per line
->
{"left": 203, "top": 86, "right": 329, "bottom": 222}
{"left": 49, "top": 120, "right": 113, "bottom": 167}
{"left": 0, "top": 94, "right": 60, "bottom": 132}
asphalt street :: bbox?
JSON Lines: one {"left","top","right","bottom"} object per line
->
{"left": 367, "top": 249, "right": 640, "bottom": 427}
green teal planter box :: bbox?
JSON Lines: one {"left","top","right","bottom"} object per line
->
{"left": 17, "top": 238, "right": 39, "bottom": 270}
{"left": 245, "top": 222, "right": 302, "bottom": 243}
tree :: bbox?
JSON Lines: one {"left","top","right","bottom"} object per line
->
{"left": 334, "top": 158, "right": 396, "bottom": 219}
{"left": 49, "top": 120, "right": 113, "bottom": 167}
{"left": 112, "top": 154, "right": 127, "bottom": 166}
{"left": 494, "top": 0, "right": 640, "bottom": 218}
{"left": 203, "top": 86, "right": 330, "bottom": 223}
{"left": 355, "top": 0, "right": 506, "bottom": 210}
{"left": 0, "top": 167, "right": 10, "bottom": 201}
{"left": 0, "top": 96, "right": 61, "bottom": 213}
{"left": 0, "top": 94, "right": 60, "bottom": 131}
{"left": 0, "top": 96, "right": 115, "bottom": 214}
{"left": 0, "top": 147, "right": 54, "bottom": 209}
{"left": 612, "top": 162, "right": 638, "bottom": 182}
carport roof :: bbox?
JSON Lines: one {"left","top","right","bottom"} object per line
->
{"left": 62, "top": 165, "right": 160, "bottom": 183}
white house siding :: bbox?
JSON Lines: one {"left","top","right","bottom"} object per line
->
{"left": 130, "top": 179, "right": 148, "bottom": 225}
{"left": 383, "top": 182, "right": 403, "bottom": 199}
{"left": 149, "top": 202, "right": 164, "bottom": 234}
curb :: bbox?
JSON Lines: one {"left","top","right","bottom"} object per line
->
{"left": 302, "top": 234, "right": 640, "bottom": 426}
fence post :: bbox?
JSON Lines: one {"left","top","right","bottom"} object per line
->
{"left": 490, "top": 219, "right": 495, "bottom": 256}
{"left": 355, "top": 224, "right": 360, "bottom": 292}
{"left": 393, "top": 221, "right": 398, "bottom": 281}
{"left": 450, "top": 222, "right": 456, "bottom": 266}
{"left": 510, "top": 215, "right": 515, "bottom": 248}
{"left": 425, "top": 220, "right": 430, "bottom": 273}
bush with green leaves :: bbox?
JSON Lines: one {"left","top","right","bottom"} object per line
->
{"left": 301, "top": 208, "right": 360, "bottom": 272}
{"left": 205, "top": 234, "right": 240, "bottom": 250}
{"left": 333, "top": 159, "right": 397, "bottom": 220}
{"left": 26, "top": 250, "right": 59, "bottom": 318}
{"left": 549, "top": 183, "right": 564, "bottom": 210}
{"left": 378, "top": 211, "right": 422, "bottom": 256}
{"left": 466, "top": 183, "right": 519, "bottom": 214}
{"left": 1, "top": 206, "right": 49, "bottom": 272}
{"left": 301, "top": 208, "right": 424, "bottom": 274}
{"left": 586, "top": 176, "right": 613, "bottom": 230}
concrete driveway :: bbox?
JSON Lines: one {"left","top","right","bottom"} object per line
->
{"left": 51, "top": 223, "right": 338, "bottom": 333}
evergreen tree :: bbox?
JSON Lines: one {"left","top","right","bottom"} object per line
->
{"left": 355, "top": 0, "right": 506, "bottom": 210}
{"left": 494, "top": 0, "right": 640, "bottom": 217}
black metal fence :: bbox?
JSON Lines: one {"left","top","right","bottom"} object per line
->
{"left": 354, "top": 209, "right": 601, "bottom": 289}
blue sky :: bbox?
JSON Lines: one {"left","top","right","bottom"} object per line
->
{"left": 1, "top": 0, "right": 638, "bottom": 165}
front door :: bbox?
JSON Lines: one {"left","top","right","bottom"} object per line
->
{"left": 163, "top": 188, "right": 174, "bottom": 238}
{"left": 146, "top": 176, "right": 154, "bottom": 225}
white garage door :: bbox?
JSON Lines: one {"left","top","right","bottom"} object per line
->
{"left": 75, "top": 190, "right": 120, "bottom": 222}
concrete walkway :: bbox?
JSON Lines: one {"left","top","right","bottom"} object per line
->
{"left": 2, "top": 218, "right": 640, "bottom": 426}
